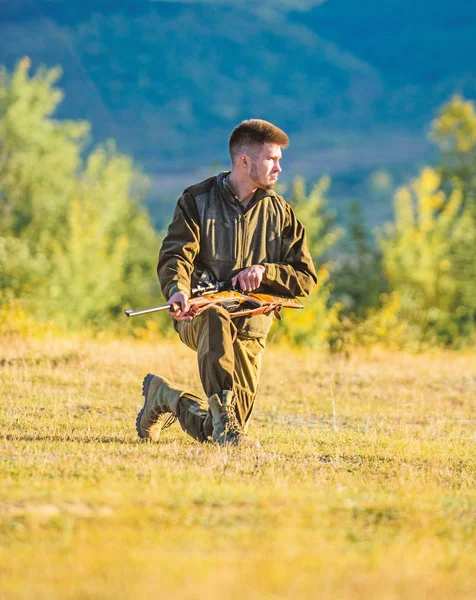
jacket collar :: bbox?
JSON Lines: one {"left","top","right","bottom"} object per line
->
{"left": 218, "top": 171, "right": 275, "bottom": 210}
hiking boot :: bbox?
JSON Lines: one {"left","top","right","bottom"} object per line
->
{"left": 136, "top": 373, "right": 181, "bottom": 440}
{"left": 208, "top": 391, "right": 260, "bottom": 448}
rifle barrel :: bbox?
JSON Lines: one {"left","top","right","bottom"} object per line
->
{"left": 124, "top": 304, "right": 172, "bottom": 317}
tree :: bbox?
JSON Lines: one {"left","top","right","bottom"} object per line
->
{"left": 378, "top": 168, "right": 476, "bottom": 346}
{"left": 430, "top": 95, "right": 476, "bottom": 198}
{"left": 270, "top": 176, "right": 342, "bottom": 347}
{"left": 0, "top": 59, "right": 160, "bottom": 329}
{"left": 331, "top": 201, "right": 386, "bottom": 318}
{"left": 0, "top": 57, "right": 89, "bottom": 238}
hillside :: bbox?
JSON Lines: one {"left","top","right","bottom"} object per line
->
{"left": 1, "top": 0, "right": 475, "bottom": 222}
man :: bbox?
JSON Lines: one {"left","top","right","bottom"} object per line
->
{"left": 136, "top": 119, "right": 317, "bottom": 446}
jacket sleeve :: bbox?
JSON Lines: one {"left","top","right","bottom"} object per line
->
{"left": 157, "top": 192, "right": 200, "bottom": 300}
{"left": 262, "top": 203, "right": 317, "bottom": 297}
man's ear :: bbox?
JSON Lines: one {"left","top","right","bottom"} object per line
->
{"left": 241, "top": 155, "right": 248, "bottom": 167}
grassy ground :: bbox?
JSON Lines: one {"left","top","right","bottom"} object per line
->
{"left": 0, "top": 333, "right": 475, "bottom": 599}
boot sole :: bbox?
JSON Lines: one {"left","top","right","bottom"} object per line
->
{"left": 136, "top": 373, "right": 154, "bottom": 439}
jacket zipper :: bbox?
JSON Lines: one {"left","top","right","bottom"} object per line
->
{"left": 236, "top": 203, "right": 247, "bottom": 268}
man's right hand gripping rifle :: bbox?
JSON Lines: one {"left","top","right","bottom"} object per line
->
{"left": 167, "top": 290, "right": 193, "bottom": 321}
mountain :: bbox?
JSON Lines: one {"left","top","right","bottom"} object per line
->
{"left": 1, "top": 0, "right": 475, "bottom": 224}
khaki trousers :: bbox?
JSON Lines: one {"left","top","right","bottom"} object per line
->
{"left": 171, "top": 306, "right": 266, "bottom": 442}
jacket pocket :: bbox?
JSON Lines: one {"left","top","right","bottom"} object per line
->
{"left": 204, "top": 217, "right": 239, "bottom": 262}
{"left": 205, "top": 219, "right": 216, "bottom": 257}
{"left": 234, "top": 313, "right": 275, "bottom": 339}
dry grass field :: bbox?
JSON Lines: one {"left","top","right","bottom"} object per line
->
{"left": 1, "top": 332, "right": 475, "bottom": 599}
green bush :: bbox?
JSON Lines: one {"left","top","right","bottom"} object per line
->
{"left": 270, "top": 176, "right": 343, "bottom": 348}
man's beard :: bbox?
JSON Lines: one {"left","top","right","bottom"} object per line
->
{"left": 250, "top": 163, "right": 275, "bottom": 190}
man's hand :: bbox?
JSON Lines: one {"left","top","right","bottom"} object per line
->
{"left": 168, "top": 291, "right": 193, "bottom": 321}
{"left": 231, "top": 264, "right": 266, "bottom": 292}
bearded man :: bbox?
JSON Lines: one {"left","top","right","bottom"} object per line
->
{"left": 136, "top": 119, "right": 317, "bottom": 446}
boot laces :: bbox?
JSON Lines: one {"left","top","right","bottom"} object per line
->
{"left": 149, "top": 395, "right": 176, "bottom": 429}
{"left": 162, "top": 414, "right": 177, "bottom": 430}
{"left": 221, "top": 404, "right": 242, "bottom": 434}
{"left": 150, "top": 404, "right": 176, "bottom": 430}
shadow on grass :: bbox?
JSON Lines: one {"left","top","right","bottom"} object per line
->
{"left": 3, "top": 432, "right": 165, "bottom": 445}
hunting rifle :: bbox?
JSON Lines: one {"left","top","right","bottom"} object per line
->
{"left": 124, "top": 282, "right": 303, "bottom": 319}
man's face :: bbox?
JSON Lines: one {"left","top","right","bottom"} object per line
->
{"left": 248, "top": 142, "right": 282, "bottom": 190}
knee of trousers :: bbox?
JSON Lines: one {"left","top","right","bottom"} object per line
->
{"left": 198, "top": 306, "right": 236, "bottom": 342}
{"left": 204, "top": 305, "right": 233, "bottom": 327}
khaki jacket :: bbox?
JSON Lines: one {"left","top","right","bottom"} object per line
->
{"left": 158, "top": 172, "right": 317, "bottom": 337}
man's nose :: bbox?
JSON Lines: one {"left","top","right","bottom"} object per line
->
{"left": 273, "top": 161, "right": 282, "bottom": 172}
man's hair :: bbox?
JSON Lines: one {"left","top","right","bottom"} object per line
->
{"left": 229, "top": 119, "right": 289, "bottom": 162}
